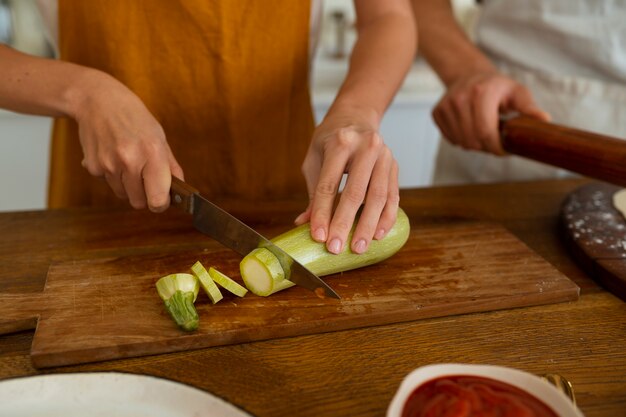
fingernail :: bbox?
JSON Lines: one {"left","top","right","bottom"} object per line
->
{"left": 313, "top": 227, "right": 326, "bottom": 242}
{"left": 353, "top": 239, "right": 367, "bottom": 254}
{"left": 328, "top": 238, "right": 342, "bottom": 254}
{"left": 150, "top": 205, "right": 167, "bottom": 213}
{"left": 294, "top": 213, "right": 305, "bottom": 225}
{"left": 375, "top": 228, "right": 386, "bottom": 239}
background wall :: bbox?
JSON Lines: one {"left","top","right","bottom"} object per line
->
{"left": 0, "top": 0, "right": 54, "bottom": 212}
{"left": 312, "top": 0, "right": 445, "bottom": 192}
{"left": 0, "top": 0, "right": 478, "bottom": 212}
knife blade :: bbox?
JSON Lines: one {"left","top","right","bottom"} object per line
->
{"left": 169, "top": 176, "right": 340, "bottom": 299}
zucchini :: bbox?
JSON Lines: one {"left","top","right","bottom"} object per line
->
{"left": 155, "top": 273, "right": 200, "bottom": 331}
{"left": 240, "top": 207, "right": 410, "bottom": 296}
{"left": 191, "top": 261, "right": 223, "bottom": 304}
{"left": 208, "top": 266, "right": 248, "bottom": 297}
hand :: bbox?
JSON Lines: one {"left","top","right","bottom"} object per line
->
{"left": 433, "top": 70, "right": 551, "bottom": 155}
{"left": 296, "top": 112, "right": 399, "bottom": 255}
{"left": 74, "top": 72, "right": 183, "bottom": 212}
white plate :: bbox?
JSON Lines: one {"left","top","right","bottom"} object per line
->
{"left": 0, "top": 372, "right": 253, "bottom": 417}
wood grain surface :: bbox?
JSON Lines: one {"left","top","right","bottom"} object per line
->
{"left": 0, "top": 179, "right": 624, "bottom": 417}
{"left": 0, "top": 222, "right": 578, "bottom": 368}
{"left": 561, "top": 182, "right": 626, "bottom": 301}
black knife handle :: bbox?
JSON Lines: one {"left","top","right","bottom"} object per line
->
{"left": 170, "top": 176, "right": 199, "bottom": 214}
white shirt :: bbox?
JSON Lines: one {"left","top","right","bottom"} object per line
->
{"left": 476, "top": 0, "right": 626, "bottom": 84}
{"left": 434, "top": 0, "right": 626, "bottom": 185}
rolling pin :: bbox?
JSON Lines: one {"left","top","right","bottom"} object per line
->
{"left": 500, "top": 116, "right": 626, "bottom": 187}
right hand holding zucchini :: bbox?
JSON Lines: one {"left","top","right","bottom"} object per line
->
{"left": 299, "top": 120, "right": 401, "bottom": 256}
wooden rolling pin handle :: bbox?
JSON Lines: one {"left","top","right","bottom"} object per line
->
{"left": 500, "top": 116, "right": 626, "bottom": 187}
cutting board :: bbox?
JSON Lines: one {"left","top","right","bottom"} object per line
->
{"left": 0, "top": 221, "right": 579, "bottom": 368}
{"left": 561, "top": 182, "right": 626, "bottom": 301}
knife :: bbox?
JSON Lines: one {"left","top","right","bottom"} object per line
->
{"left": 500, "top": 116, "right": 626, "bottom": 187}
{"left": 169, "top": 176, "right": 340, "bottom": 299}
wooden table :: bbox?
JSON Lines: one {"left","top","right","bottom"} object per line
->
{"left": 0, "top": 179, "right": 624, "bottom": 416}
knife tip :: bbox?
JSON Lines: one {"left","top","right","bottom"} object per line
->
{"left": 315, "top": 287, "right": 341, "bottom": 300}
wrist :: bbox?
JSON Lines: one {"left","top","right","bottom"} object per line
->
{"left": 64, "top": 68, "right": 119, "bottom": 120}
{"left": 324, "top": 101, "right": 382, "bottom": 129}
{"left": 439, "top": 57, "right": 498, "bottom": 88}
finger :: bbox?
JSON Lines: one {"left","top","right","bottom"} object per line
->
{"left": 375, "top": 159, "right": 400, "bottom": 240}
{"left": 143, "top": 153, "right": 172, "bottom": 213}
{"left": 435, "top": 99, "right": 465, "bottom": 149}
{"left": 104, "top": 171, "right": 127, "bottom": 200}
{"left": 450, "top": 90, "right": 481, "bottom": 151}
{"left": 294, "top": 203, "right": 312, "bottom": 225}
{"left": 121, "top": 167, "right": 148, "bottom": 210}
{"left": 79, "top": 134, "right": 105, "bottom": 177}
{"left": 168, "top": 147, "right": 185, "bottom": 181}
{"left": 301, "top": 153, "right": 322, "bottom": 199}
{"left": 509, "top": 86, "right": 552, "bottom": 122}
{"left": 327, "top": 133, "right": 382, "bottom": 254}
{"left": 474, "top": 83, "right": 510, "bottom": 155}
{"left": 82, "top": 158, "right": 105, "bottom": 178}
{"left": 350, "top": 147, "right": 393, "bottom": 254}
{"left": 308, "top": 138, "right": 352, "bottom": 244}
{"left": 299, "top": 152, "right": 322, "bottom": 227}
{"left": 432, "top": 106, "right": 456, "bottom": 146}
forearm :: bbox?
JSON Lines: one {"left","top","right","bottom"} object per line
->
{"left": 327, "top": 7, "right": 416, "bottom": 126}
{"left": 412, "top": 0, "right": 495, "bottom": 86}
{"left": 0, "top": 44, "right": 106, "bottom": 118}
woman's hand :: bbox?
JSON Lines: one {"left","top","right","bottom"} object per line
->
{"left": 74, "top": 72, "right": 183, "bottom": 212}
{"left": 0, "top": 45, "right": 181, "bottom": 211}
{"left": 293, "top": 0, "right": 414, "bottom": 256}
{"left": 296, "top": 111, "right": 399, "bottom": 255}
{"left": 432, "top": 70, "right": 551, "bottom": 155}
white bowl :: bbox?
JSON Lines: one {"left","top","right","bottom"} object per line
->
{"left": 387, "top": 364, "right": 584, "bottom": 417}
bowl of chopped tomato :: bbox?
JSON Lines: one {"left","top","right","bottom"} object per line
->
{"left": 387, "top": 364, "right": 584, "bottom": 417}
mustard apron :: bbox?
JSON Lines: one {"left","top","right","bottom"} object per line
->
{"left": 49, "top": 0, "right": 314, "bottom": 208}
{"left": 434, "top": 0, "right": 626, "bottom": 185}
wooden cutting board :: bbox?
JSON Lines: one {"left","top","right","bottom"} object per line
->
{"left": 0, "top": 221, "right": 579, "bottom": 369}
{"left": 561, "top": 182, "right": 626, "bottom": 301}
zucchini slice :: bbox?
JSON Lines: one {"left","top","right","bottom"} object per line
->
{"left": 191, "top": 261, "right": 223, "bottom": 304}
